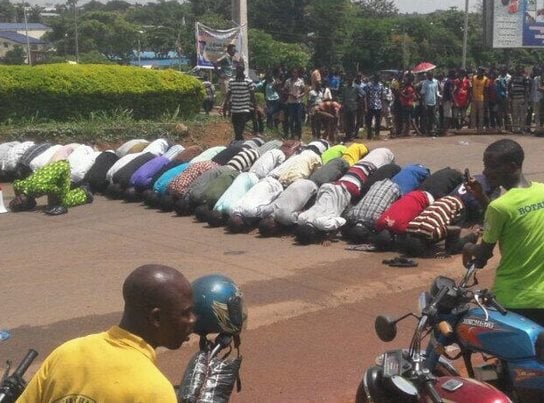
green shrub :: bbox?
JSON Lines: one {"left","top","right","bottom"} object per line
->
{"left": 0, "top": 64, "right": 204, "bottom": 121}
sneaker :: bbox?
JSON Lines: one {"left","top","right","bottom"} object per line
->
{"left": 44, "top": 205, "right": 68, "bottom": 216}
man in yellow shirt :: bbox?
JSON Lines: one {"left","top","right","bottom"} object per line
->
{"left": 17, "top": 264, "right": 196, "bottom": 403}
{"left": 471, "top": 67, "right": 489, "bottom": 132}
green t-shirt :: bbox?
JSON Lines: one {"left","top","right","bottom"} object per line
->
{"left": 483, "top": 181, "right": 544, "bottom": 308}
{"left": 321, "top": 145, "right": 347, "bottom": 165}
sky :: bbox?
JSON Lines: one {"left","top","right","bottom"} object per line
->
{"left": 395, "top": 0, "right": 479, "bottom": 14}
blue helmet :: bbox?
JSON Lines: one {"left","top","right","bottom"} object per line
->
{"left": 192, "top": 274, "right": 247, "bottom": 336}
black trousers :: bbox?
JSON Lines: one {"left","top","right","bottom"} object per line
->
{"left": 231, "top": 112, "right": 251, "bottom": 140}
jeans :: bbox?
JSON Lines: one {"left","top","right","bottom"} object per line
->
{"left": 266, "top": 100, "right": 280, "bottom": 129}
{"left": 287, "top": 103, "right": 303, "bottom": 139}
{"left": 422, "top": 104, "right": 437, "bottom": 135}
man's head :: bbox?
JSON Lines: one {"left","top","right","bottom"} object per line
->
{"left": 226, "top": 44, "right": 236, "bottom": 56}
{"left": 426, "top": 71, "right": 434, "bottom": 80}
{"left": 483, "top": 139, "right": 524, "bottom": 189}
{"left": 120, "top": 264, "right": 196, "bottom": 350}
{"left": 235, "top": 64, "right": 245, "bottom": 80}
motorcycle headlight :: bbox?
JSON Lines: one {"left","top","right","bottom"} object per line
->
{"left": 418, "top": 291, "right": 431, "bottom": 315}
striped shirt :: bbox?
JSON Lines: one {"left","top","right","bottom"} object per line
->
{"left": 227, "top": 148, "right": 260, "bottom": 172}
{"left": 229, "top": 78, "right": 254, "bottom": 113}
{"left": 406, "top": 195, "right": 464, "bottom": 241}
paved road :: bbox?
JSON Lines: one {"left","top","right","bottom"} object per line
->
{"left": 1, "top": 134, "right": 542, "bottom": 402}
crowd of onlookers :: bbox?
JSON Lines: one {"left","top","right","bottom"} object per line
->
{"left": 208, "top": 63, "right": 544, "bottom": 143}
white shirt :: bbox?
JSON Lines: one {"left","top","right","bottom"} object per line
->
{"left": 4, "top": 141, "right": 34, "bottom": 172}
{"left": 213, "top": 172, "right": 259, "bottom": 216}
{"left": 115, "top": 139, "right": 149, "bottom": 158}
{"left": 29, "top": 145, "right": 62, "bottom": 171}
{"left": 190, "top": 146, "right": 226, "bottom": 163}
{"left": 249, "top": 149, "right": 286, "bottom": 179}
{"left": 231, "top": 177, "right": 284, "bottom": 219}
{"left": 142, "top": 139, "right": 169, "bottom": 156}
{"left": 269, "top": 179, "right": 318, "bottom": 226}
{"left": 360, "top": 148, "right": 395, "bottom": 169}
{"left": 297, "top": 183, "right": 351, "bottom": 231}
{"left": 0, "top": 142, "right": 19, "bottom": 171}
{"left": 68, "top": 145, "right": 99, "bottom": 183}
{"left": 106, "top": 153, "right": 141, "bottom": 183}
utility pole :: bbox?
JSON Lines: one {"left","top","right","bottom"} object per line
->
{"left": 462, "top": 0, "right": 469, "bottom": 69}
{"left": 231, "top": 0, "right": 248, "bottom": 72}
{"left": 73, "top": 0, "right": 79, "bottom": 63}
{"left": 21, "top": 0, "right": 31, "bottom": 65}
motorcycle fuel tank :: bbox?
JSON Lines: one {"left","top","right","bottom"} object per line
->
{"left": 434, "top": 376, "right": 511, "bottom": 402}
{"left": 456, "top": 308, "right": 543, "bottom": 359}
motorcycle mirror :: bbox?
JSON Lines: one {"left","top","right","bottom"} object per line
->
{"left": 391, "top": 375, "right": 418, "bottom": 396}
{"left": 375, "top": 315, "right": 397, "bottom": 342}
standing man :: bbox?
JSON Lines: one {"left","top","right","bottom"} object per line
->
{"left": 340, "top": 74, "right": 362, "bottom": 141}
{"left": 227, "top": 65, "right": 256, "bottom": 141}
{"left": 463, "top": 139, "right": 544, "bottom": 326}
{"left": 471, "top": 67, "right": 489, "bottom": 133}
{"left": 441, "top": 70, "right": 457, "bottom": 135}
{"left": 18, "top": 264, "right": 196, "bottom": 402}
{"left": 509, "top": 65, "right": 530, "bottom": 134}
{"left": 284, "top": 67, "right": 306, "bottom": 140}
{"left": 529, "top": 66, "right": 543, "bottom": 132}
{"left": 214, "top": 44, "right": 245, "bottom": 116}
{"left": 420, "top": 71, "right": 440, "bottom": 136}
{"left": 364, "top": 73, "right": 385, "bottom": 140}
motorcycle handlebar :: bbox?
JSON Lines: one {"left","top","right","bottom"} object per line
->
{"left": 423, "top": 378, "right": 443, "bottom": 403}
{"left": 12, "top": 349, "right": 38, "bottom": 379}
{"left": 486, "top": 294, "right": 508, "bottom": 315}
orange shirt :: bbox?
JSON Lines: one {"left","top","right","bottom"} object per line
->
{"left": 472, "top": 75, "right": 489, "bottom": 102}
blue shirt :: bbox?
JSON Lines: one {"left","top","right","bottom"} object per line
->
{"left": 391, "top": 164, "right": 431, "bottom": 195}
{"left": 153, "top": 162, "right": 190, "bottom": 195}
{"left": 421, "top": 78, "right": 439, "bottom": 106}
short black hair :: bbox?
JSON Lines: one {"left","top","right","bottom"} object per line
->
{"left": 485, "top": 139, "right": 525, "bottom": 167}
{"left": 295, "top": 224, "right": 319, "bottom": 244}
{"left": 258, "top": 217, "right": 280, "bottom": 237}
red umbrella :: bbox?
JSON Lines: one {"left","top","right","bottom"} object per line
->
{"left": 412, "top": 62, "right": 436, "bottom": 73}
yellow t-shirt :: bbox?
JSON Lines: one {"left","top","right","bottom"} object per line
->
{"left": 342, "top": 143, "right": 369, "bottom": 166}
{"left": 17, "top": 326, "right": 177, "bottom": 403}
{"left": 471, "top": 75, "right": 488, "bottom": 102}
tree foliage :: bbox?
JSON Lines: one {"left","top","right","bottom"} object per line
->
{"left": 8, "top": 0, "right": 544, "bottom": 73}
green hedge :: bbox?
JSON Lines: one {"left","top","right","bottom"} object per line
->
{"left": 0, "top": 64, "right": 204, "bottom": 121}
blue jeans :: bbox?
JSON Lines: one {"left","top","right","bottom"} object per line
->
{"left": 287, "top": 103, "right": 303, "bottom": 139}
{"left": 266, "top": 100, "right": 280, "bottom": 129}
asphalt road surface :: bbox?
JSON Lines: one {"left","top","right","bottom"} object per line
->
{"left": 1, "top": 134, "right": 543, "bottom": 402}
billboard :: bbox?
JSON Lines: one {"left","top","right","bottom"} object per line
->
{"left": 195, "top": 22, "right": 243, "bottom": 69}
{"left": 485, "top": 0, "right": 544, "bottom": 47}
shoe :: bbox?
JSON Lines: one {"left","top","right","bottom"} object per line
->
{"left": 44, "top": 205, "right": 68, "bottom": 216}
{"left": 382, "top": 257, "right": 418, "bottom": 267}
{"left": 82, "top": 184, "right": 94, "bottom": 204}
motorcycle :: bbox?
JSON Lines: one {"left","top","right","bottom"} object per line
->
{"left": 0, "top": 349, "right": 38, "bottom": 403}
{"left": 356, "top": 263, "right": 512, "bottom": 402}
{"left": 366, "top": 263, "right": 544, "bottom": 402}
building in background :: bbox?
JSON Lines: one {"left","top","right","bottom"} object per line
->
{"left": 0, "top": 23, "right": 50, "bottom": 64}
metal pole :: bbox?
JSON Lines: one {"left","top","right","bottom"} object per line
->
{"left": 231, "top": 0, "right": 248, "bottom": 72}
{"left": 74, "top": 0, "right": 79, "bottom": 63}
{"left": 462, "top": 0, "right": 469, "bottom": 69}
{"left": 22, "top": 1, "right": 31, "bottom": 65}
{"left": 137, "top": 38, "right": 141, "bottom": 65}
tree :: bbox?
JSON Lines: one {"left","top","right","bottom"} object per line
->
{"left": 355, "top": 0, "right": 398, "bottom": 18}
{"left": 249, "top": 28, "right": 310, "bottom": 70}
{"left": 249, "top": 0, "right": 308, "bottom": 43}
{"left": 3, "top": 45, "right": 26, "bottom": 64}
{"left": 306, "top": 0, "right": 355, "bottom": 68}
{"left": 0, "top": 0, "right": 16, "bottom": 22}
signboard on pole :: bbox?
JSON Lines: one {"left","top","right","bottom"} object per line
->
{"left": 485, "top": 0, "right": 544, "bottom": 48}
{"left": 195, "top": 22, "right": 243, "bottom": 69}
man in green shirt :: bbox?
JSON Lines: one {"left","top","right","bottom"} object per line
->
{"left": 463, "top": 139, "right": 544, "bottom": 325}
